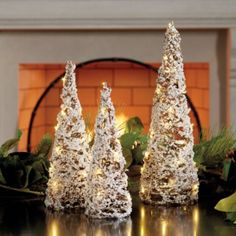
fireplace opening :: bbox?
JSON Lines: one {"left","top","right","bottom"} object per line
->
{"left": 18, "top": 59, "right": 209, "bottom": 151}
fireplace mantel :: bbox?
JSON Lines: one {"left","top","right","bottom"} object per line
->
{"left": 0, "top": 0, "right": 236, "bottom": 30}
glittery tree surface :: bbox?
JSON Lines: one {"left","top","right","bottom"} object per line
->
{"left": 85, "top": 83, "right": 132, "bottom": 218}
{"left": 45, "top": 61, "right": 91, "bottom": 210}
{"left": 140, "top": 22, "right": 199, "bottom": 205}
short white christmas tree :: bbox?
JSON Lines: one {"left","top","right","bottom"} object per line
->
{"left": 45, "top": 61, "right": 91, "bottom": 210}
{"left": 140, "top": 22, "right": 199, "bottom": 205}
{"left": 85, "top": 82, "right": 132, "bottom": 218}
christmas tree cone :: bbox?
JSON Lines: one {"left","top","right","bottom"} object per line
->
{"left": 85, "top": 82, "right": 132, "bottom": 218}
{"left": 45, "top": 61, "right": 91, "bottom": 210}
{"left": 140, "top": 22, "right": 199, "bottom": 205}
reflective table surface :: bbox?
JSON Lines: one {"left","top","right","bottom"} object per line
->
{"left": 0, "top": 196, "right": 236, "bottom": 236}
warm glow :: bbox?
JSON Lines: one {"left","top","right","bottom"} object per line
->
{"left": 150, "top": 131, "right": 154, "bottom": 136}
{"left": 140, "top": 227, "right": 145, "bottom": 236}
{"left": 167, "top": 107, "right": 174, "bottom": 114}
{"left": 144, "top": 152, "right": 149, "bottom": 158}
{"left": 192, "top": 184, "right": 198, "bottom": 196}
{"left": 161, "top": 220, "right": 168, "bottom": 236}
{"left": 140, "top": 167, "right": 144, "bottom": 174}
{"left": 116, "top": 113, "right": 128, "bottom": 135}
{"left": 78, "top": 233, "right": 87, "bottom": 236}
{"left": 87, "top": 130, "right": 93, "bottom": 143}
{"left": 168, "top": 177, "right": 176, "bottom": 186}
{"left": 140, "top": 206, "right": 145, "bottom": 236}
{"left": 141, "top": 206, "right": 145, "bottom": 220}
{"left": 55, "top": 146, "right": 61, "bottom": 154}
{"left": 140, "top": 186, "right": 145, "bottom": 193}
{"left": 48, "top": 220, "right": 59, "bottom": 236}
{"left": 101, "top": 107, "right": 106, "bottom": 115}
{"left": 127, "top": 223, "right": 132, "bottom": 236}
{"left": 61, "top": 76, "right": 66, "bottom": 83}
{"left": 193, "top": 207, "right": 199, "bottom": 224}
{"left": 95, "top": 229, "right": 103, "bottom": 236}
{"left": 192, "top": 207, "right": 199, "bottom": 236}
{"left": 61, "top": 110, "right": 66, "bottom": 116}
{"left": 96, "top": 169, "right": 103, "bottom": 176}
{"left": 102, "top": 81, "right": 107, "bottom": 87}
{"left": 51, "top": 180, "right": 59, "bottom": 193}
{"left": 54, "top": 125, "right": 58, "bottom": 131}
{"left": 163, "top": 122, "right": 171, "bottom": 129}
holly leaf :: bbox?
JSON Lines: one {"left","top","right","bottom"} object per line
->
{"left": 120, "top": 133, "right": 138, "bottom": 150}
{"left": 122, "top": 148, "right": 133, "bottom": 169}
{"left": 215, "top": 192, "right": 236, "bottom": 212}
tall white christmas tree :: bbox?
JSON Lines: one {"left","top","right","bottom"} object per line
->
{"left": 45, "top": 61, "right": 91, "bottom": 210}
{"left": 85, "top": 82, "right": 132, "bottom": 218}
{"left": 140, "top": 22, "right": 199, "bottom": 205}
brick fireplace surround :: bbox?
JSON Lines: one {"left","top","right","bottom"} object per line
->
{"left": 0, "top": 0, "right": 234, "bottom": 148}
{"left": 18, "top": 62, "right": 209, "bottom": 150}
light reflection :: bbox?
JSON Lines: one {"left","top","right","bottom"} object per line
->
{"left": 140, "top": 207, "right": 145, "bottom": 220}
{"left": 140, "top": 206, "right": 145, "bottom": 236}
{"left": 45, "top": 204, "right": 201, "bottom": 236}
{"left": 127, "top": 222, "right": 132, "bottom": 236}
{"left": 78, "top": 233, "right": 87, "bottom": 236}
{"left": 95, "top": 229, "right": 103, "bottom": 236}
{"left": 48, "top": 219, "right": 59, "bottom": 236}
{"left": 151, "top": 205, "right": 196, "bottom": 236}
{"left": 192, "top": 207, "right": 199, "bottom": 236}
{"left": 140, "top": 226, "right": 145, "bottom": 236}
{"left": 46, "top": 211, "right": 132, "bottom": 236}
{"left": 161, "top": 220, "right": 168, "bottom": 236}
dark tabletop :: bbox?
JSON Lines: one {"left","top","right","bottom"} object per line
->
{"left": 0, "top": 195, "right": 236, "bottom": 236}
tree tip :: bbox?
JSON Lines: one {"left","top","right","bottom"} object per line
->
{"left": 65, "top": 60, "right": 76, "bottom": 73}
{"left": 167, "top": 21, "right": 178, "bottom": 33}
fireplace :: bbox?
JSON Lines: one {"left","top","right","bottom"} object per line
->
{"left": 0, "top": 1, "right": 231, "bottom": 147}
{"left": 18, "top": 60, "right": 209, "bottom": 151}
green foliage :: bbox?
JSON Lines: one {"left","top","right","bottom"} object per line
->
{"left": 33, "top": 133, "right": 52, "bottom": 158}
{"left": 125, "top": 116, "right": 144, "bottom": 133}
{"left": 215, "top": 192, "right": 236, "bottom": 224}
{"left": 122, "top": 148, "right": 133, "bottom": 169}
{"left": 194, "top": 129, "right": 236, "bottom": 167}
{"left": 0, "top": 129, "right": 22, "bottom": 157}
{"left": 194, "top": 128, "right": 236, "bottom": 189}
{"left": 120, "top": 117, "right": 148, "bottom": 168}
{"left": 194, "top": 128, "right": 236, "bottom": 222}
{"left": 0, "top": 133, "right": 52, "bottom": 195}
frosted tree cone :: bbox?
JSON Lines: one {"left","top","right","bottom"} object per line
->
{"left": 45, "top": 61, "right": 91, "bottom": 210}
{"left": 85, "top": 82, "right": 132, "bottom": 218}
{"left": 140, "top": 22, "right": 199, "bottom": 205}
